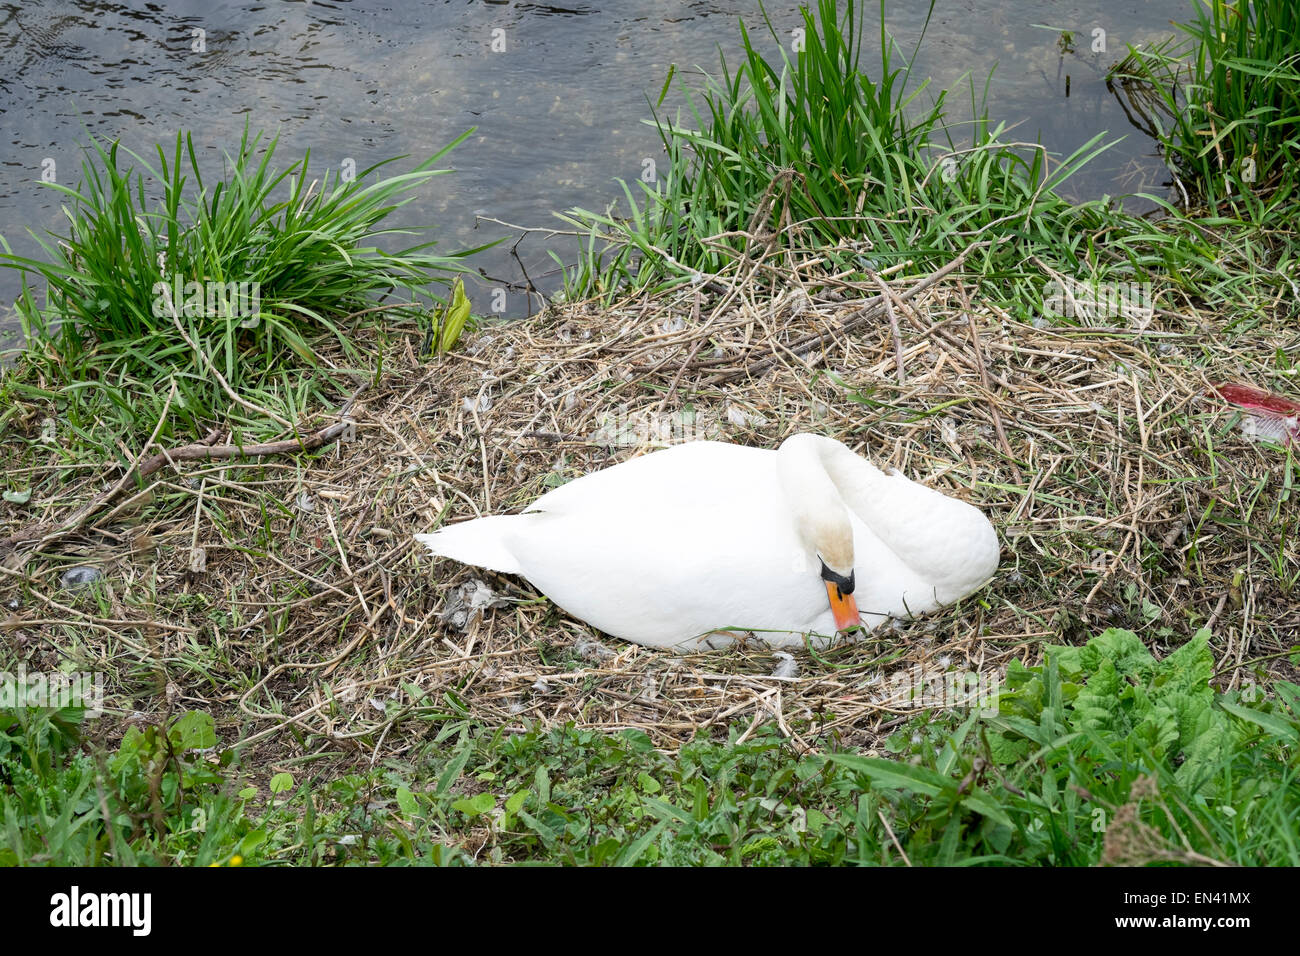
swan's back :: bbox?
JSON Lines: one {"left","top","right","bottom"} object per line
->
{"left": 525, "top": 441, "right": 769, "bottom": 517}
{"left": 415, "top": 441, "right": 776, "bottom": 582}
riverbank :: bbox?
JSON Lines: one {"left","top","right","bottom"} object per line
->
{"left": 3, "top": 242, "right": 1298, "bottom": 862}
{"left": 2, "top": 0, "right": 1298, "bottom": 866}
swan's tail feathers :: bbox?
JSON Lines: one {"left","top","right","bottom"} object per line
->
{"left": 414, "top": 517, "right": 524, "bottom": 576}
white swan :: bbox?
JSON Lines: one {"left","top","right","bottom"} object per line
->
{"left": 416, "top": 434, "right": 999, "bottom": 651}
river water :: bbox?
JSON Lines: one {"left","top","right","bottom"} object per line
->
{"left": 0, "top": 0, "right": 1190, "bottom": 344}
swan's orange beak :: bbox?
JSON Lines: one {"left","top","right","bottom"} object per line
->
{"left": 825, "top": 580, "right": 861, "bottom": 631}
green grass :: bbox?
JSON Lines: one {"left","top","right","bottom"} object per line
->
{"left": 557, "top": 0, "right": 1123, "bottom": 296}
{"left": 1111, "top": 0, "right": 1300, "bottom": 213}
{"left": 0, "top": 124, "right": 483, "bottom": 456}
{"left": 4, "top": 626, "right": 1295, "bottom": 865}
{"left": 557, "top": 0, "right": 1298, "bottom": 334}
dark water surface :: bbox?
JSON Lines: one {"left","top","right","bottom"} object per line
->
{"left": 0, "top": 0, "right": 1190, "bottom": 341}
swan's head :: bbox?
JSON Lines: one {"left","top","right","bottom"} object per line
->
{"left": 818, "top": 553, "right": 861, "bottom": 632}
{"left": 789, "top": 456, "right": 860, "bottom": 632}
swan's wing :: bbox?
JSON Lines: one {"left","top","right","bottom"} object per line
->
{"left": 871, "top": 471, "right": 999, "bottom": 594}
{"left": 825, "top": 442, "right": 999, "bottom": 601}
{"left": 500, "top": 442, "right": 832, "bottom": 646}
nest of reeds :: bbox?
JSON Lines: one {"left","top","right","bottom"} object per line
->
{"left": 2, "top": 248, "right": 1297, "bottom": 764}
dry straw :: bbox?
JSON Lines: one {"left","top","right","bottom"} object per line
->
{"left": 2, "top": 245, "right": 1296, "bottom": 765}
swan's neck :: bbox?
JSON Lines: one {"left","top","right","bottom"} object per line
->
{"left": 777, "top": 434, "right": 865, "bottom": 572}
{"left": 784, "top": 435, "right": 999, "bottom": 601}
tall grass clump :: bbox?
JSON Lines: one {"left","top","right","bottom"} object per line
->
{"left": 1113, "top": 0, "right": 1300, "bottom": 211}
{"left": 0, "top": 126, "right": 477, "bottom": 445}
{"left": 559, "top": 0, "right": 1124, "bottom": 298}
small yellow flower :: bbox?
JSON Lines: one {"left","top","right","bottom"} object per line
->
{"left": 230, "top": 855, "right": 243, "bottom": 866}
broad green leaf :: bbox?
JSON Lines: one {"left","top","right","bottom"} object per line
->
{"left": 505, "top": 790, "right": 529, "bottom": 814}
{"left": 617, "top": 821, "right": 667, "bottom": 866}
{"left": 959, "top": 788, "right": 1014, "bottom": 828}
{"left": 396, "top": 786, "right": 419, "bottom": 816}
{"left": 168, "top": 710, "right": 216, "bottom": 751}
{"left": 451, "top": 793, "right": 496, "bottom": 816}
{"left": 240, "top": 829, "right": 267, "bottom": 856}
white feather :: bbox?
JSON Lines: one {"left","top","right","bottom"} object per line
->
{"left": 415, "top": 435, "right": 999, "bottom": 651}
